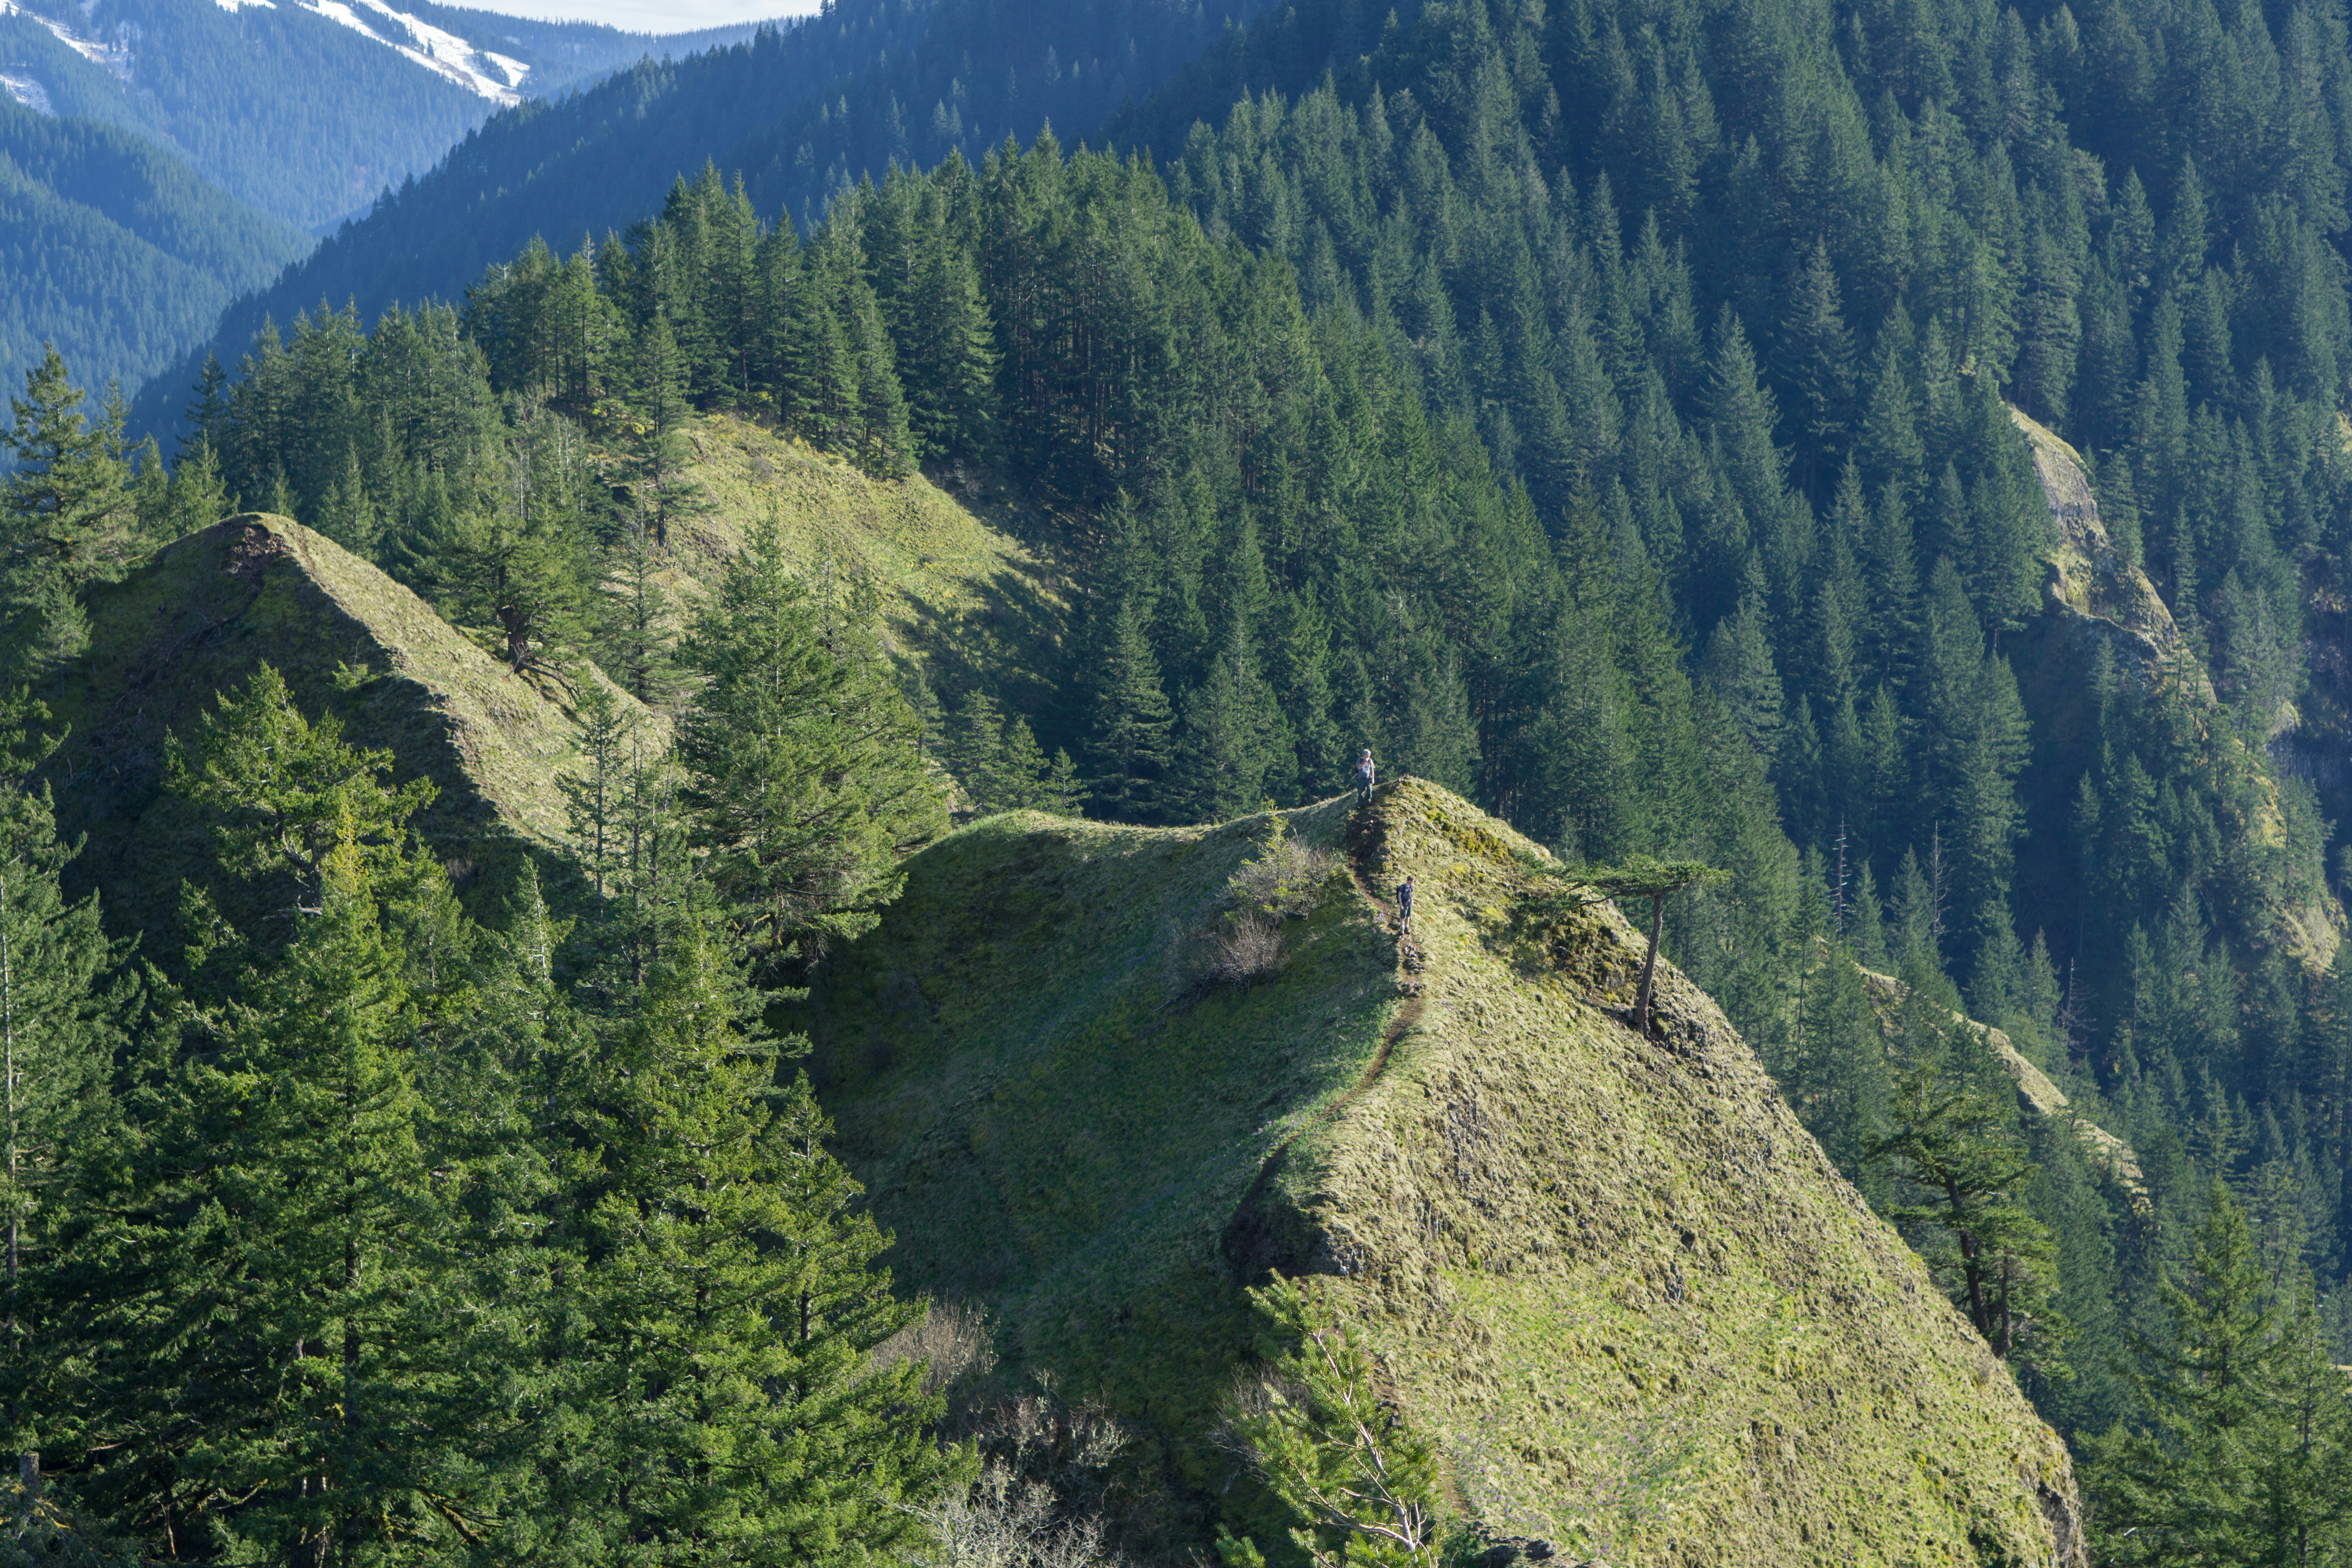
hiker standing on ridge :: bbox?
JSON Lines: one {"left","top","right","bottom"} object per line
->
{"left": 1355, "top": 747, "right": 1376, "bottom": 806}
{"left": 1396, "top": 874, "right": 1415, "bottom": 936}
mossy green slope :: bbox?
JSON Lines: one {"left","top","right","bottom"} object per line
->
{"left": 48, "top": 513, "right": 652, "bottom": 942}
{"left": 661, "top": 412, "right": 1057, "bottom": 647}
{"left": 802, "top": 780, "right": 2084, "bottom": 1567}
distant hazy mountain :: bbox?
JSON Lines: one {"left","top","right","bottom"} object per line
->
{"left": 0, "top": 90, "right": 306, "bottom": 403}
{"left": 0, "top": 0, "right": 778, "bottom": 416}
{"left": 0, "top": 0, "right": 775, "bottom": 233}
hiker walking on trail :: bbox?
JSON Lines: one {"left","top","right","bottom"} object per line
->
{"left": 1355, "top": 747, "right": 1377, "bottom": 806}
{"left": 1396, "top": 874, "right": 1415, "bottom": 936}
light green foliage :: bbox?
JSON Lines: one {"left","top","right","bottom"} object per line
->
{"left": 1217, "top": 1278, "right": 1448, "bottom": 1568}
{"left": 676, "top": 512, "right": 947, "bottom": 972}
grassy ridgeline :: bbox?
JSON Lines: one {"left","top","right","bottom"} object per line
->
{"left": 797, "top": 780, "right": 2082, "bottom": 1565}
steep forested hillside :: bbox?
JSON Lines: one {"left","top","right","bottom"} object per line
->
{"left": 0, "top": 94, "right": 307, "bottom": 398}
{"left": 16, "top": 0, "right": 2352, "bottom": 1558}
{"left": 3, "top": 0, "right": 495, "bottom": 231}
{"left": 124, "top": 0, "right": 1278, "bottom": 442}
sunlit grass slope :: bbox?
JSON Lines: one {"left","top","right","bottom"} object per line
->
{"left": 48, "top": 513, "right": 654, "bottom": 943}
{"left": 800, "top": 779, "right": 2085, "bottom": 1567}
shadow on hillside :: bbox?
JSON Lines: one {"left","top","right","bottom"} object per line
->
{"left": 905, "top": 560, "right": 1076, "bottom": 740}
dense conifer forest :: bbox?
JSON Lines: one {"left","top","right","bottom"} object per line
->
{"left": 0, "top": 0, "right": 774, "bottom": 411}
{"left": 0, "top": 95, "right": 308, "bottom": 402}
{"left": 13, "top": 0, "right": 2352, "bottom": 1558}
{"left": 121, "top": 0, "right": 1281, "bottom": 439}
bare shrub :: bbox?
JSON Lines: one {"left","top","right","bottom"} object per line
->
{"left": 913, "top": 1460, "right": 1123, "bottom": 1568}
{"left": 913, "top": 1381, "right": 1136, "bottom": 1568}
{"left": 875, "top": 1297, "right": 998, "bottom": 1400}
{"left": 1206, "top": 911, "right": 1286, "bottom": 985}
{"left": 1167, "top": 817, "right": 1348, "bottom": 1003}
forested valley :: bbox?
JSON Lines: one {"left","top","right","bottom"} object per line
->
{"left": 11, "top": 0, "right": 2352, "bottom": 1560}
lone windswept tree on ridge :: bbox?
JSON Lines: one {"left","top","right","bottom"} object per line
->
{"left": 1519, "top": 853, "right": 1724, "bottom": 1036}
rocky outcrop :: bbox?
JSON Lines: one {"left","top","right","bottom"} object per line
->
{"left": 1856, "top": 966, "right": 2144, "bottom": 1198}
{"left": 2006, "top": 407, "right": 2341, "bottom": 972}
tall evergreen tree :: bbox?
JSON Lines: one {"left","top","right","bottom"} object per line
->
{"left": 2086, "top": 1185, "right": 2352, "bottom": 1565}
{"left": 674, "top": 514, "right": 945, "bottom": 974}
{"left": 558, "top": 896, "right": 961, "bottom": 1565}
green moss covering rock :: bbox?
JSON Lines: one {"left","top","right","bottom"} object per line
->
{"left": 800, "top": 780, "right": 2086, "bottom": 1567}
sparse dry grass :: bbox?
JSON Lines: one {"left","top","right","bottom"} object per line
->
{"left": 877, "top": 1297, "right": 999, "bottom": 1400}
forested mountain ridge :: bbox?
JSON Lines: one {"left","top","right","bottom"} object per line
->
{"left": 0, "top": 0, "right": 776, "bottom": 413}
{"left": 0, "top": 91, "right": 308, "bottom": 397}
{"left": 122, "top": 0, "right": 1280, "bottom": 444}
{"left": 46, "top": 511, "right": 661, "bottom": 949}
{"left": 10, "top": 0, "right": 2352, "bottom": 1556}
{"left": 0, "top": 0, "right": 772, "bottom": 232}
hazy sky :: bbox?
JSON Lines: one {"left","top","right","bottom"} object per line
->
{"left": 468, "top": 0, "right": 822, "bottom": 33}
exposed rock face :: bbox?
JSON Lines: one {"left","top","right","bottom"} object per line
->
{"left": 47, "top": 514, "right": 651, "bottom": 940}
{"left": 801, "top": 781, "right": 2087, "bottom": 1567}
{"left": 2010, "top": 406, "right": 2201, "bottom": 684}
{"left": 2005, "top": 407, "right": 2341, "bottom": 972}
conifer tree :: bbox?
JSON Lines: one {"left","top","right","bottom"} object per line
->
{"left": 1855, "top": 336, "right": 1926, "bottom": 511}
{"left": 1168, "top": 624, "right": 1292, "bottom": 825}
{"left": 1083, "top": 598, "right": 1176, "bottom": 822}
{"left": 0, "top": 691, "right": 124, "bottom": 1415}
{"left": 674, "top": 514, "right": 945, "bottom": 974}
{"left": 1701, "top": 564, "right": 1785, "bottom": 759}
{"left": 624, "top": 312, "right": 705, "bottom": 547}
{"left": 25, "top": 821, "right": 480, "bottom": 1562}
{"left": 596, "top": 510, "right": 684, "bottom": 705}
{"left": 165, "top": 665, "right": 438, "bottom": 925}
{"left": 1873, "top": 988, "right": 2067, "bottom": 1371}
{"left": 411, "top": 497, "right": 590, "bottom": 673}
{"left": 562, "top": 895, "right": 961, "bottom": 1565}
{"left": 1780, "top": 240, "right": 1856, "bottom": 492}
{"left": 559, "top": 681, "right": 641, "bottom": 905}
{"left": 0, "top": 350, "right": 130, "bottom": 680}
{"left": 2085, "top": 1185, "right": 2352, "bottom": 1564}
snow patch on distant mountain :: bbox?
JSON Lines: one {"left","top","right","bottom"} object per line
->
{"left": 299, "top": 0, "right": 527, "bottom": 103}
{"left": 0, "top": 0, "right": 131, "bottom": 81}
{"left": 0, "top": 0, "right": 521, "bottom": 104}
{"left": 0, "top": 70, "right": 51, "bottom": 112}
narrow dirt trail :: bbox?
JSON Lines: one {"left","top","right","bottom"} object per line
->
{"left": 1225, "top": 799, "right": 1423, "bottom": 1265}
